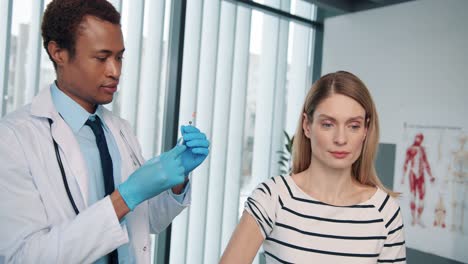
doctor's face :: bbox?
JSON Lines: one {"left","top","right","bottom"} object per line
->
{"left": 303, "top": 93, "right": 368, "bottom": 171}
{"left": 57, "top": 15, "right": 124, "bottom": 113}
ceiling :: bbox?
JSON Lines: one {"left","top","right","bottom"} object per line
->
{"left": 304, "top": 0, "right": 414, "bottom": 16}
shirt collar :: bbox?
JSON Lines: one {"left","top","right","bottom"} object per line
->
{"left": 50, "top": 82, "right": 106, "bottom": 133}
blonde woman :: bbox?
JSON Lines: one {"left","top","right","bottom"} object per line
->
{"left": 221, "top": 71, "right": 406, "bottom": 263}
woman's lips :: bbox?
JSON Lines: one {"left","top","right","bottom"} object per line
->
{"left": 329, "top": 151, "right": 350, "bottom": 159}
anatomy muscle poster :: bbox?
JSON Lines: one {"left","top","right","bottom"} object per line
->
{"left": 394, "top": 123, "right": 467, "bottom": 263}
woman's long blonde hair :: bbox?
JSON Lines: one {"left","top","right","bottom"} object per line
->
{"left": 292, "top": 71, "right": 397, "bottom": 196}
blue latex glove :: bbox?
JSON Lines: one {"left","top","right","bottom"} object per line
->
{"left": 180, "top": 125, "right": 210, "bottom": 175}
{"left": 118, "top": 145, "right": 186, "bottom": 211}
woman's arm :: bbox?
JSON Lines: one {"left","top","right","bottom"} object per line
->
{"left": 220, "top": 210, "right": 265, "bottom": 264}
{"left": 378, "top": 206, "right": 406, "bottom": 263}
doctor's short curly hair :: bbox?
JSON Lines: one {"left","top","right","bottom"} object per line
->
{"left": 41, "top": 0, "right": 121, "bottom": 69}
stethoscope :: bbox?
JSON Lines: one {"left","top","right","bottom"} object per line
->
{"left": 49, "top": 119, "right": 79, "bottom": 215}
{"left": 48, "top": 118, "right": 142, "bottom": 215}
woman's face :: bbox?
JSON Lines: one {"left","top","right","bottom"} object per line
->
{"left": 303, "top": 93, "right": 368, "bottom": 170}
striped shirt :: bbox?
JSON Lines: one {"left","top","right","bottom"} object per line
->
{"left": 245, "top": 175, "right": 406, "bottom": 264}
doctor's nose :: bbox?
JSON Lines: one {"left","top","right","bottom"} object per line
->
{"left": 106, "top": 59, "right": 122, "bottom": 79}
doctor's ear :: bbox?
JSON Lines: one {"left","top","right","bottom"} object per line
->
{"left": 47, "top": 41, "right": 69, "bottom": 66}
{"left": 302, "top": 113, "right": 312, "bottom": 138}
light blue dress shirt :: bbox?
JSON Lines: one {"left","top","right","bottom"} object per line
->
{"left": 50, "top": 83, "right": 186, "bottom": 263}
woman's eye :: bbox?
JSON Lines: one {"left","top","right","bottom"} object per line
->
{"left": 321, "top": 123, "right": 333, "bottom": 128}
{"left": 350, "top": 124, "right": 361, "bottom": 130}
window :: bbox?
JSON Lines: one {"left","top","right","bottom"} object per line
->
{"left": 0, "top": 1, "right": 320, "bottom": 263}
{"left": 2, "top": 0, "right": 46, "bottom": 115}
{"left": 0, "top": 0, "right": 175, "bottom": 262}
{"left": 170, "top": 1, "right": 319, "bottom": 263}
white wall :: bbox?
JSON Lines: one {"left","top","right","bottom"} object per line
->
{"left": 322, "top": 0, "right": 468, "bottom": 144}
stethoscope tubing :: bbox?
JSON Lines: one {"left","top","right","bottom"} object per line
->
{"left": 48, "top": 118, "right": 141, "bottom": 216}
{"left": 49, "top": 119, "right": 80, "bottom": 215}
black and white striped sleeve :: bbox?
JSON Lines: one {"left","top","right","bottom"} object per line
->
{"left": 244, "top": 179, "right": 277, "bottom": 238}
{"left": 378, "top": 196, "right": 406, "bottom": 263}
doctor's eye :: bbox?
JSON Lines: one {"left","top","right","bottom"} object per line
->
{"left": 96, "top": 57, "right": 107, "bottom": 62}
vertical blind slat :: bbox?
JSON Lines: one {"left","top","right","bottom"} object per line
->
{"left": 220, "top": 5, "right": 252, "bottom": 251}
{"left": 285, "top": 2, "right": 315, "bottom": 134}
{"left": 24, "top": 0, "right": 44, "bottom": 103}
{"left": 136, "top": 0, "right": 166, "bottom": 158}
{"left": 119, "top": 0, "right": 145, "bottom": 128}
{"left": 269, "top": 0, "right": 290, "bottom": 178}
{"left": 185, "top": 0, "right": 221, "bottom": 263}
{"left": 0, "top": 0, "right": 13, "bottom": 116}
{"left": 170, "top": 0, "right": 205, "bottom": 262}
{"left": 203, "top": 2, "right": 237, "bottom": 263}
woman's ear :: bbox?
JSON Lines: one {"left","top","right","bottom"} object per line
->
{"left": 363, "top": 117, "right": 370, "bottom": 141}
{"left": 302, "top": 113, "right": 311, "bottom": 138}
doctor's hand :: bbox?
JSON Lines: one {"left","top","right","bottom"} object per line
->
{"left": 180, "top": 125, "right": 210, "bottom": 175}
{"left": 117, "top": 145, "right": 186, "bottom": 211}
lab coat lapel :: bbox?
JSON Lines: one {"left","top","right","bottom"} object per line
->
{"left": 31, "top": 87, "right": 89, "bottom": 208}
{"left": 50, "top": 115, "right": 89, "bottom": 208}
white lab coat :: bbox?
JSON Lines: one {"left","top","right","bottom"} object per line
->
{"left": 0, "top": 87, "right": 190, "bottom": 263}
